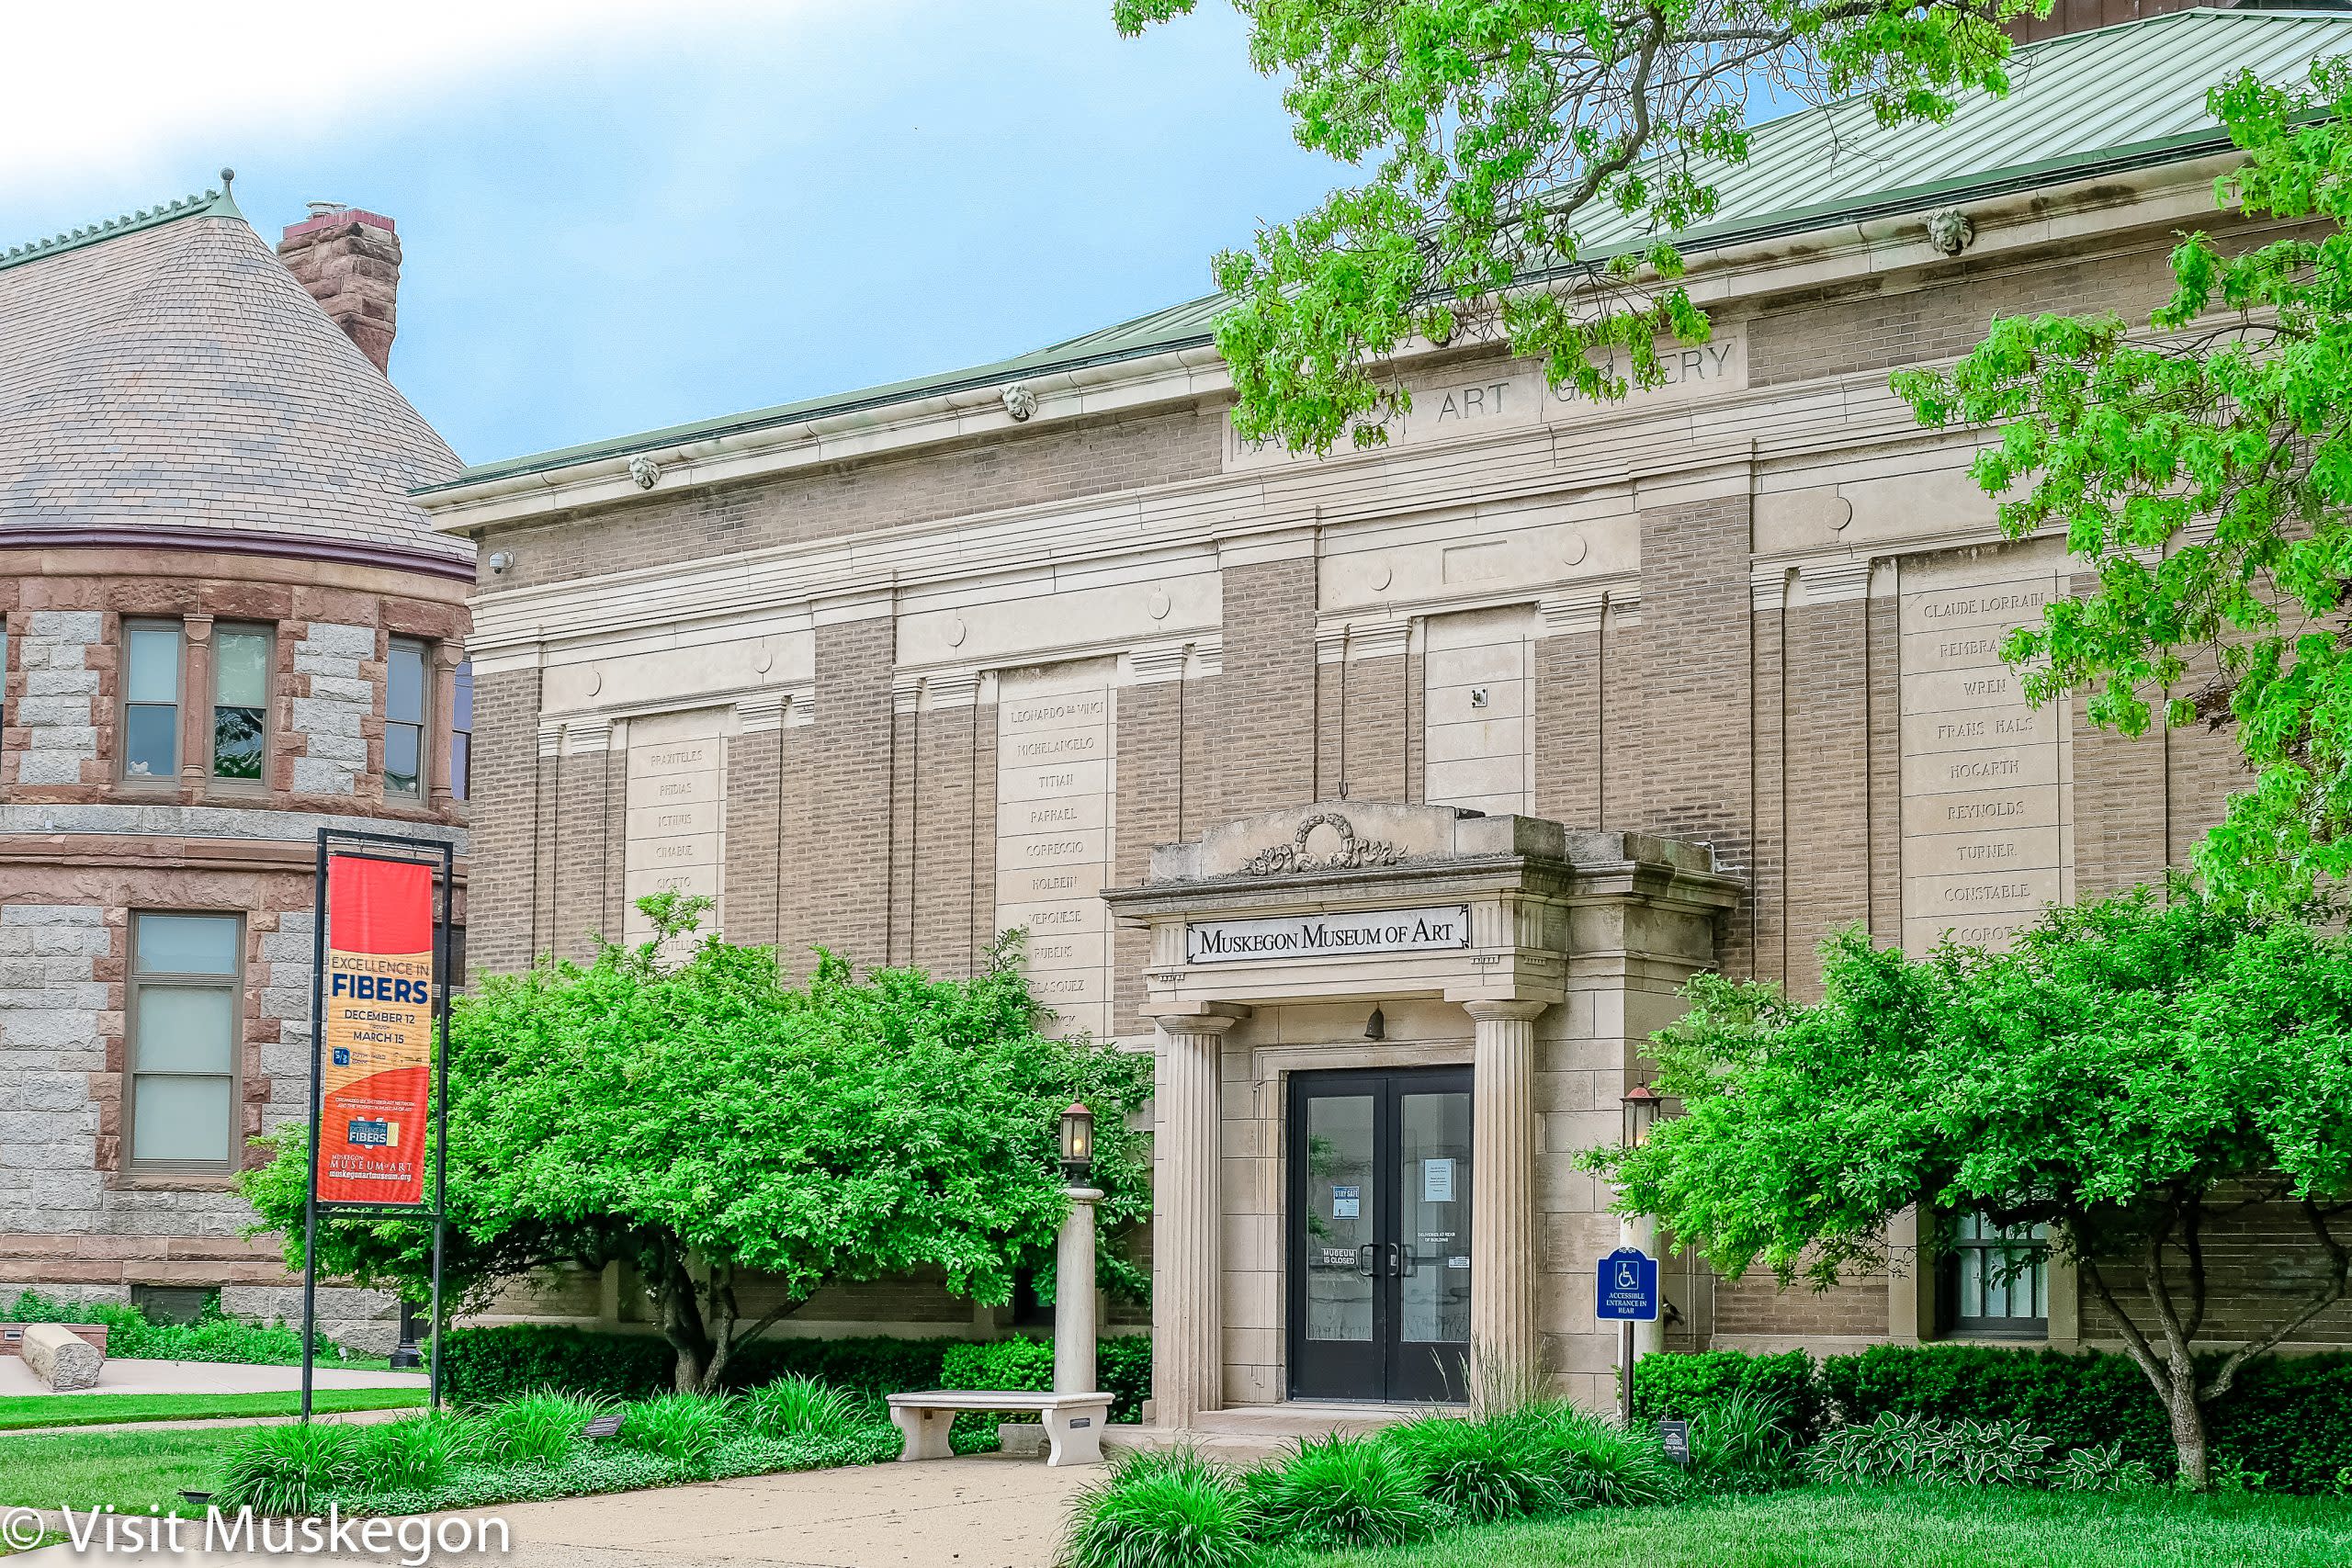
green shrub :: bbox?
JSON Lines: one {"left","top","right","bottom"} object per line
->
{"left": 2052, "top": 1439, "right": 2159, "bottom": 1494}
{"left": 1683, "top": 1386, "right": 1800, "bottom": 1494}
{"left": 1632, "top": 1348, "right": 1822, "bottom": 1442}
{"left": 1524, "top": 1407, "right": 1681, "bottom": 1508}
{"left": 1380, "top": 1413, "right": 1564, "bottom": 1524}
{"left": 353, "top": 1412, "right": 462, "bottom": 1491}
{"left": 1061, "top": 1449, "right": 1258, "bottom": 1568}
{"left": 618, "top": 1392, "right": 734, "bottom": 1472}
{"left": 214, "top": 1421, "right": 368, "bottom": 1515}
{"left": 4, "top": 1289, "right": 356, "bottom": 1367}
{"left": 1254, "top": 1434, "right": 1445, "bottom": 1551}
{"left": 1804, "top": 1411, "right": 2052, "bottom": 1487}
{"left": 942, "top": 1334, "right": 1153, "bottom": 1424}
{"left": 741, "top": 1374, "right": 865, "bottom": 1438}
{"left": 469, "top": 1388, "right": 616, "bottom": 1466}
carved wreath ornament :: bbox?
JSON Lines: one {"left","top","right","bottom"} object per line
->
{"left": 1242, "top": 812, "right": 1407, "bottom": 875}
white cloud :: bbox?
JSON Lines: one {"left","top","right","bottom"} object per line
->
{"left": 0, "top": 0, "right": 804, "bottom": 191}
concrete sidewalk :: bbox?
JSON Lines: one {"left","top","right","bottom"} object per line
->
{"left": 0, "top": 1359, "right": 427, "bottom": 1399}
{"left": 15, "top": 1454, "right": 1091, "bottom": 1568}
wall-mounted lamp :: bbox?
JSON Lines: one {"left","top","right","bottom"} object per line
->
{"left": 1058, "top": 1102, "right": 1095, "bottom": 1183}
{"left": 487, "top": 551, "right": 514, "bottom": 575}
{"left": 1622, "top": 1082, "right": 1664, "bottom": 1149}
{"left": 1363, "top": 1006, "right": 1386, "bottom": 1042}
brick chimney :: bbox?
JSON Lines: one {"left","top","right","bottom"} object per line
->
{"left": 277, "top": 203, "right": 402, "bottom": 374}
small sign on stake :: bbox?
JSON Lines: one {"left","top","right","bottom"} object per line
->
{"left": 1658, "top": 1419, "right": 1691, "bottom": 1468}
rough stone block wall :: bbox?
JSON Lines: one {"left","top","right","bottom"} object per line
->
{"left": 1630, "top": 498, "right": 1755, "bottom": 976}
{"left": 13, "top": 612, "right": 101, "bottom": 787}
{"left": 0, "top": 905, "right": 107, "bottom": 1224}
{"left": 1212, "top": 558, "right": 1317, "bottom": 820}
{"left": 287, "top": 621, "right": 375, "bottom": 796}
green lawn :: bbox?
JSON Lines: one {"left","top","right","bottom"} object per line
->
{"left": 1288, "top": 1488, "right": 2352, "bottom": 1568}
{"left": 0, "top": 1427, "right": 228, "bottom": 1517}
{"left": 0, "top": 1386, "right": 424, "bottom": 1432}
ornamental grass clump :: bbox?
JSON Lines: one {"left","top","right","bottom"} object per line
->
{"left": 214, "top": 1420, "right": 368, "bottom": 1515}
{"left": 470, "top": 1387, "right": 617, "bottom": 1466}
{"left": 618, "top": 1391, "right": 734, "bottom": 1472}
{"left": 1526, "top": 1406, "right": 1682, "bottom": 1508}
{"left": 354, "top": 1411, "right": 464, "bottom": 1492}
{"left": 1380, "top": 1412, "right": 1565, "bottom": 1524}
{"left": 1059, "top": 1448, "right": 1258, "bottom": 1568}
{"left": 741, "top": 1374, "right": 865, "bottom": 1439}
{"left": 1684, "top": 1387, "right": 1800, "bottom": 1495}
{"left": 1252, "top": 1433, "right": 1445, "bottom": 1551}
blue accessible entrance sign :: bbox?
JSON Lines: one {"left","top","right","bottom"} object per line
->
{"left": 1596, "top": 1247, "right": 1660, "bottom": 1322}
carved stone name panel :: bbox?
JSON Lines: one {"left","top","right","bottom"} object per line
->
{"left": 995, "top": 666, "right": 1117, "bottom": 1039}
{"left": 623, "top": 709, "right": 729, "bottom": 949}
{"left": 1899, "top": 566, "right": 2073, "bottom": 953}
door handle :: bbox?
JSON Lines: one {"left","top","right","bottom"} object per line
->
{"left": 1391, "top": 1242, "right": 1416, "bottom": 1278}
{"left": 1356, "top": 1243, "right": 1378, "bottom": 1278}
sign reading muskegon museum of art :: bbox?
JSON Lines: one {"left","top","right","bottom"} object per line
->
{"left": 1185, "top": 905, "right": 1473, "bottom": 964}
{"left": 317, "top": 854, "right": 435, "bottom": 1206}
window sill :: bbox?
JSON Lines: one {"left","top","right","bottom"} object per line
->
{"left": 112, "top": 1171, "right": 240, "bottom": 1191}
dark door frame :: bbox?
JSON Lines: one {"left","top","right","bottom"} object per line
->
{"left": 1284, "top": 1064, "right": 1474, "bottom": 1404}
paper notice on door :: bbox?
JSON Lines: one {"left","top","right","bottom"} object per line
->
{"left": 1330, "top": 1184, "right": 1360, "bottom": 1219}
{"left": 1423, "top": 1158, "right": 1455, "bottom": 1203}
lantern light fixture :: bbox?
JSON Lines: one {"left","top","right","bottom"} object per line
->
{"left": 1622, "top": 1081, "right": 1664, "bottom": 1150}
{"left": 1059, "top": 1102, "right": 1095, "bottom": 1182}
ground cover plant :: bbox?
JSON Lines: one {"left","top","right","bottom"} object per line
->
{"left": 3, "top": 1290, "right": 378, "bottom": 1369}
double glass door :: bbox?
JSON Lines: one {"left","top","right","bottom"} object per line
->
{"left": 1287, "top": 1067, "right": 1474, "bottom": 1404}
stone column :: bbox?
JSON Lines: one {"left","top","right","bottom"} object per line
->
{"left": 179, "top": 614, "right": 213, "bottom": 793}
{"left": 1056, "top": 1186, "right": 1102, "bottom": 1394}
{"left": 1148, "top": 1006, "right": 1246, "bottom": 1429}
{"left": 430, "top": 642, "right": 463, "bottom": 813}
{"left": 1465, "top": 999, "right": 1548, "bottom": 1389}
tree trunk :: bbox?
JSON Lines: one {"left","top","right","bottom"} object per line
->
{"left": 2166, "top": 1374, "right": 2210, "bottom": 1490}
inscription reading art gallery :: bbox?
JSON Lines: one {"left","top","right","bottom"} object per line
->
{"left": 1185, "top": 905, "right": 1473, "bottom": 964}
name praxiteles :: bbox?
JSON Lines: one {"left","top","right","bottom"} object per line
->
{"left": 1185, "top": 905, "right": 1473, "bottom": 965}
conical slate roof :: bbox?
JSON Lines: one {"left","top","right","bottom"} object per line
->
{"left": 0, "top": 184, "right": 469, "bottom": 569}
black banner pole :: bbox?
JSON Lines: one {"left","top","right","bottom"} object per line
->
{"left": 300, "top": 828, "right": 329, "bottom": 1422}
{"left": 427, "top": 839, "right": 453, "bottom": 1411}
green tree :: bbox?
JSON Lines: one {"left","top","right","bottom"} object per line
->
{"left": 1587, "top": 885, "right": 2352, "bottom": 1487}
{"left": 242, "top": 897, "right": 1153, "bottom": 1393}
{"left": 1115, "top": 0, "right": 2027, "bottom": 457}
{"left": 1897, "top": 57, "right": 2352, "bottom": 908}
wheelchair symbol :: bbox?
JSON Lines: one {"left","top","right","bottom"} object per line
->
{"left": 1616, "top": 1263, "right": 1637, "bottom": 1290}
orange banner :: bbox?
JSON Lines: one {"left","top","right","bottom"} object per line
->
{"left": 317, "top": 854, "right": 435, "bottom": 1206}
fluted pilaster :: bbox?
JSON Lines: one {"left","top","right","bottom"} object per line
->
{"left": 1465, "top": 998, "right": 1548, "bottom": 1385}
{"left": 1149, "top": 1006, "right": 1246, "bottom": 1428}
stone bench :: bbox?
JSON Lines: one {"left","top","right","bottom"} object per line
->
{"left": 885, "top": 1390, "right": 1114, "bottom": 1468}
{"left": 17, "top": 1324, "right": 105, "bottom": 1391}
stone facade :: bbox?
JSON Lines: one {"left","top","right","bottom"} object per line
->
{"left": 427, "top": 13, "right": 2352, "bottom": 1401}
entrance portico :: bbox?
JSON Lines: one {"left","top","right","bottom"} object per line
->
{"left": 1104, "top": 804, "right": 1738, "bottom": 1427}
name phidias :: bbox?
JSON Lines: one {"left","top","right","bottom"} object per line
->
{"left": 1186, "top": 905, "right": 1474, "bottom": 964}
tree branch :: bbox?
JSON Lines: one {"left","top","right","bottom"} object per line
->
{"left": 2083, "top": 1252, "right": 2176, "bottom": 1404}
{"left": 2202, "top": 1198, "right": 2352, "bottom": 1402}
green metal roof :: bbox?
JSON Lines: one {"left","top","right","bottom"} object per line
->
{"left": 0, "top": 175, "right": 243, "bottom": 275}
{"left": 437, "top": 7, "right": 2352, "bottom": 492}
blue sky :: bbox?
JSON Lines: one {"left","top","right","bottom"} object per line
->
{"left": 0, "top": 2, "right": 1338, "bottom": 467}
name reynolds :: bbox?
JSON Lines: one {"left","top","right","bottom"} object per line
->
{"left": 1185, "top": 905, "right": 1473, "bottom": 965}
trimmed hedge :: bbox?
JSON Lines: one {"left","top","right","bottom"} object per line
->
{"left": 1635, "top": 1343, "right": 2352, "bottom": 1493}
{"left": 441, "top": 1325, "right": 1149, "bottom": 1422}
{"left": 1629, "top": 1348, "right": 1823, "bottom": 1443}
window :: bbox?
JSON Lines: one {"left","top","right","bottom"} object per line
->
{"left": 1938, "top": 1213, "right": 2050, "bottom": 1337}
{"left": 211, "top": 625, "right": 272, "bottom": 783}
{"left": 448, "top": 658, "right": 472, "bottom": 800}
{"left": 130, "top": 1284, "right": 212, "bottom": 1326}
{"left": 386, "top": 637, "right": 427, "bottom": 797}
{"left": 123, "top": 622, "right": 183, "bottom": 780}
{"left": 126, "top": 911, "right": 243, "bottom": 1171}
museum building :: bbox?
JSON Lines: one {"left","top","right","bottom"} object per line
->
{"left": 0, "top": 183, "right": 472, "bottom": 1347}
{"left": 425, "top": 11, "right": 2352, "bottom": 1419}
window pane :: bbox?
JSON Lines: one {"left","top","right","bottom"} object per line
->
{"left": 388, "top": 641, "right": 425, "bottom": 724}
{"left": 452, "top": 660, "right": 472, "bottom": 731}
{"left": 215, "top": 630, "right": 270, "bottom": 709}
{"left": 386, "top": 722, "right": 421, "bottom": 795}
{"left": 124, "top": 705, "right": 177, "bottom": 776}
{"left": 133, "top": 986, "right": 236, "bottom": 1072}
{"left": 448, "top": 732, "right": 470, "bottom": 801}
{"left": 127, "top": 626, "right": 181, "bottom": 704}
{"left": 134, "top": 913, "right": 240, "bottom": 975}
{"left": 131, "top": 1075, "right": 232, "bottom": 1164}
{"left": 213, "top": 706, "right": 266, "bottom": 780}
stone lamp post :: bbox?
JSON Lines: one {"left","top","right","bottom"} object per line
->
{"left": 1055, "top": 1103, "right": 1101, "bottom": 1396}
